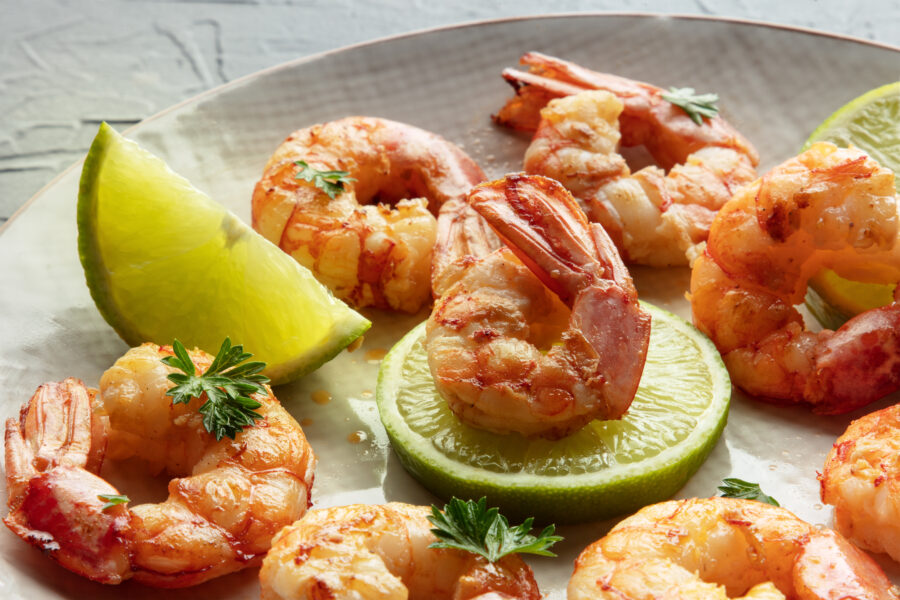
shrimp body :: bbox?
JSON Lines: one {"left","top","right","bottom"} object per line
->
{"left": 496, "top": 53, "right": 759, "bottom": 266}
{"left": 4, "top": 343, "right": 316, "bottom": 587}
{"left": 427, "top": 174, "right": 651, "bottom": 438}
{"left": 568, "top": 497, "right": 899, "bottom": 599}
{"left": 252, "top": 117, "right": 485, "bottom": 313}
{"left": 4, "top": 379, "right": 130, "bottom": 582}
{"left": 690, "top": 142, "right": 900, "bottom": 412}
{"left": 820, "top": 403, "right": 900, "bottom": 563}
{"left": 259, "top": 503, "right": 540, "bottom": 600}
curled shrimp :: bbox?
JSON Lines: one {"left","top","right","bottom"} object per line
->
{"left": 3, "top": 343, "right": 316, "bottom": 587}
{"left": 252, "top": 117, "right": 485, "bottom": 313}
{"left": 820, "top": 403, "right": 900, "bottom": 564}
{"left": 426, "top": 173, "right": 651, "bottom": 439}
{"left": 568, "top": 497, "right": 900, "bottom": 599}
{"left": 690, "top": 142, "right": 900, "bottom": 413}
{"left": 259, "top": 502, "right": 541, "bottom": 599}
{"left": 496, "top": 52, "right": 759, "bottom": 266}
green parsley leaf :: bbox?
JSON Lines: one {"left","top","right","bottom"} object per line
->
{"left": 161, "top": 338, "right": 269, "bottom": 441}
{"left": 98, "top": 493, "right": 130, "bottom": 511}
{"left": 718, "top": 478, "right": 780, "bottom": 506}
{"left": 427, "top": 497, "right": 562, "bottom": 562}
{"left": 294, "top": 160, "right": 356, "bottom": 199}
{"left": 662, "top": 87, "right": 720, "bottom": 125}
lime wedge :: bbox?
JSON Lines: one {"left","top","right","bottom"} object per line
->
{"left": 376, "top": 302, "right": 730, "bottom": 524}
{"left": 803, "top": 82, "right": 900, "bottom": 328}
{"left": 78, "top": 123, "right": 370, "bottom": 384}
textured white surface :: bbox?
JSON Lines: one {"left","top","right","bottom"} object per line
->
{"left": 2, "top": 0, "right": 900, "bottom": 223}
{"left": 1, "top": 14, "right": 899, "bottom": 597}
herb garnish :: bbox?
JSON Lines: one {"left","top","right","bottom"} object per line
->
{"left": 98, "top": 494, "right": 130, "bottom": 511}
{"left": 162, "top": 338, "right": 268, "bottom": 441}
{"left": 718, "top": 478, "right": 780, "bottom": 506}
{"left": 294, "top": 160, "right": 356, "bottom": 199}
{"left": 427, "top": 497, "right": 562, "bottom": 562}
{"left": 662, "top": 87, "right": 720, "bottom": 125}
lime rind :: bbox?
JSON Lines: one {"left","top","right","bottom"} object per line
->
{"left": 78, "top": 123, "right": 137, "bottom": 343}
{"left": 802, "top": 82, "right": 900, "bottom": 328}
{"left": 78, "top": 123, "right": 370, "bottom": 385}
{"left": 806, "top": 270, "right": 897, "bottom": 331}
{"left": 802, "top": 81, "right": 900, "bottom": 168}
{"left": 376, "top": 302, "right": 731, "bottom": 524}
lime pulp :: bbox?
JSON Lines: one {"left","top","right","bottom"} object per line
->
{"left": 376, "top": 302, "right": 731, "bottom": 524}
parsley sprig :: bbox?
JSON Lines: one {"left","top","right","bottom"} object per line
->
{"left": 718, "top": 478, "right": 780, "bottom": 506}
{"left": 427, "top": 497, "right": 562, "bottom": 562}
{"left": 294, "top": 160, "right": 356, "bottom": 199}
{"left": 162, "top": 338, "right": 269, "bottom": 441}
{"left": 98, "top": 493, "right": 129, "bottom": 511}
{"left": 662, "top": 87, "right": 720, "bottom": 125}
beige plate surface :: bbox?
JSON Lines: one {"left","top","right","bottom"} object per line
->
{"left": 0, "top": 13, "right": 898, "bottom": 598}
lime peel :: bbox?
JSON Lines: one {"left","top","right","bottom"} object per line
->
{"left": 376, "top": 302, "right": 731, "bottom": 524}
{"left": 78, "top": 123, "right": 370, "bottom": 384}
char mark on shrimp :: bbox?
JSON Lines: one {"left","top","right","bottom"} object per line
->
{"left": 691, "top": 142, "right": 900, "bottom": 413}
{"left": 497, "top": 53, "right": 759, "bottom": 266}
{"left": 426, "top": 174, "right": 650, "bottom": 439}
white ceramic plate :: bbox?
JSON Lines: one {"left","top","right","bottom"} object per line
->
{"left": 1, "top": 14, "right": 898, "bottom": 598}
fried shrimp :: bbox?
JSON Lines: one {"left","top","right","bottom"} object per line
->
{"left": 259, "top": 503, "right": 541, "bottom": 600}
{"left": 252, "top": 117, "right": 485, "bottom": 313}
{"left": 820, "top": 403, "right": 900, "bottom": 563}
{"left": 495, "top": 52, "right": 759, "bottom": 266}
{"left": 426, "top": 174, "right": 651, "bottom": 439}
{"left": 568, "top": 497, "right": 900, "bottom": 599}
{"left": 4, "top": 343, "right": 316, "bottom": 587}
{"left": 690, "top": 142, "right": 900, "bottom": 413}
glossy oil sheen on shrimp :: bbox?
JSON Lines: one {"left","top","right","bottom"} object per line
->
{"left": 426, "top": 174, "right": 651, "bottom": 439}
{"left": 4, "top": 344, "right": 316, "bottom": 587}
{"left": 251, "top": 117, "right": 485, "bottom": 313}
{"left": 496, "top": 52, "right": 759, "bottom": 267}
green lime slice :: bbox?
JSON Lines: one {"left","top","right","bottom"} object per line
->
{"left": 803, "top": 82, "right": 900, "bottom": 329}
{"left": 78, "top": 123, "right": 370, "bottom": 384}
{"left": 376, "top": 302, "right": 730, "bottom": 524}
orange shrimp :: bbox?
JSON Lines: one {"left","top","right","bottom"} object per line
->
{"left": 4, "top": 344, "right": 316, "bottom": 587}
{"left": 259, "top": 503, "right": 541, "bottom": 599}
{"left": 690, "top": 142, "right": 900, "bottom": 413}
{"left": 252, "top": 117, "right": 485, "bottom": 313}
{"left": 820, "top": 403, "right": 900, "bottom": 564}
{"left": 426, "top": 174, "right": 650, "bottom": 438}
{"left": 496, "top": 52, "right": 759, "bottom": 266}
{"left": 568, "top": 497, "right": 900, "bottom": 599}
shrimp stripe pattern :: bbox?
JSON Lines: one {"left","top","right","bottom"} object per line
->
{"left": 496, "top": 52, "right": 758, "bottom": 165}
{"left": 820, "top": 403, "right": 900, "bottom": 564}
{"left": 259, "top": 502, "right": 540, "bottom": 600}
{"left": 568, "top": 497, "right": 899, "bottom": 599}
{"left": 4, "top": 343, "right": 316, "bottom": 587}
{"left": 252, "top": 117, "right": 485, "bottom": 313}
{"left": 690, "top": 142, "right": 900, "bottom": 413}
{"left": 426, "top": 174, "right": 650, "bottom": 439}
{"left": 496, "top": 52, "right": 759, "bottom": 266}
{"left": 431, "top": 196, "right": 503, "bottom": 298}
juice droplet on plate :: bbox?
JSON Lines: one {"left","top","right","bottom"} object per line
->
{"left": 312, "top": 390, "right": 332, "bottom": 405}
{"left": 365, "top": 348, "right": 387, "bottom": 363}
{"left": 347, "top": 430, "right": 367, "bottom": 444}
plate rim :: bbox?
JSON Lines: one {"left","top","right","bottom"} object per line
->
{"left": 3, "top": 10, "right": 899, "bottom": 233}
{"left": 3, "top": 11, "right": 900, "bottom": 595}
